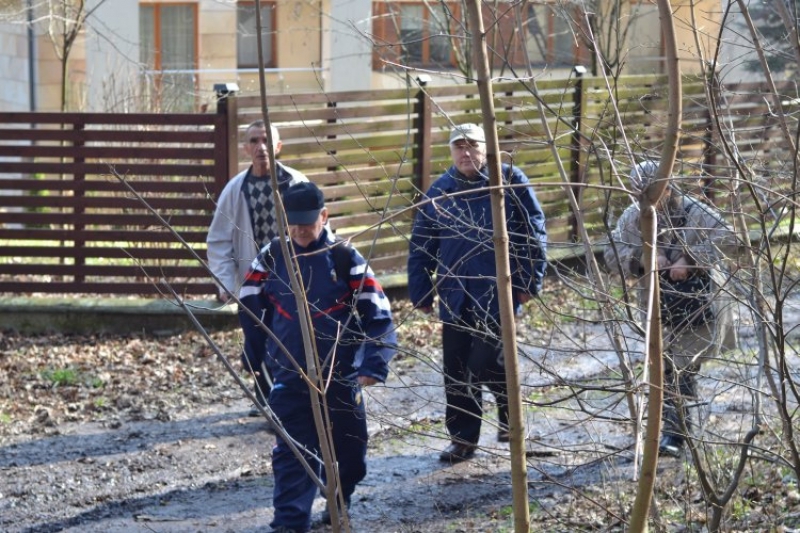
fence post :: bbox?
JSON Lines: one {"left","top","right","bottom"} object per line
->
{"left": 415, "top": 84, "right": 433, "bottom": 194}
{"left": 327, "top": 100, "right": 338, "bottom": 173}
{"left": 73, "top": 118, "right": 86, "bottom": 285}
{"left": 569, "top": 66, "right": 587, "bottom": 243}
{"left": 703, "top": 65, "right": 719, "bottom": 204}
{"left": 214, "top": 83, "right": 240, "bottom": 194}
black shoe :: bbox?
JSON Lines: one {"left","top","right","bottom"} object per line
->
{"left": 248, "top": 389, "right": 269, "bottom": 418}
{"left": 439, "top": 442, "right": 477, "bottom": 463}
{"left": 497, "top": 429, "right": 510, "bottom": 443}
{"left": 247, "top": 405, "right": 276, "bottom": 435}
{"left": 658, "top": 435, "right": 684, "bottom": 457}
{"left": 268, "top": 526, "right": 301, "bottom": 533}
{"left": 319, "top": 497, "right": 351, "bottom": 526}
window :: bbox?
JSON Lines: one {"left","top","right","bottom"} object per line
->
{"left": 372, "top": 2, "right": 459, "bottom": 69}
{"left": 237, "top": 1, "right": 276, "bottom": 69}
{"left": 139, "top": 3, "right": 198, "bottom": 112}
{"left": 371, "top": 1, "right": 580, "bottom": 71}
{"left": 523, "top": 4, "right": 577, "bottom": 67}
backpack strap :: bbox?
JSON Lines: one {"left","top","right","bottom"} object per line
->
{"left": 265, "top": 237, "right": 280, "bottom": 273}
{"left": 268, "top": 236, "right": 356, "bottom": 303}
{"left": 330, "top": 237, "right": 354, "bottom": 288}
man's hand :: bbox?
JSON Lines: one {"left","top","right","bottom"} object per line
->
{"left": 518, "top": 293, "right": 532, "bottom": 304}
{"left": 416, "top": 305, "right": 433, "bottom": 314}
{"left": 217, "top": 292, "right": 231, "bottom": 304}
{"left": 668, "top": 256, "right": 690, "bottom": 281}
{"left": 357, "top": 376, "right": 379, "bottom": 387}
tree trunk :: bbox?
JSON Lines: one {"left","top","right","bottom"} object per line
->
{"left": 464, "top": 2, "right": 530, "bottom": 531}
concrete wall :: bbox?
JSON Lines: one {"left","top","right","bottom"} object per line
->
{"left": 326, "top": 0, "right": 373, "bottom": 93}
{"left": 84, "top": 0, "right": 140, "bottom": 112}
{"left": 234, "top": 0, "right": 324, "bottom": 97}
{"left": 0, "top": 19, "right": 30, "bottom": 112}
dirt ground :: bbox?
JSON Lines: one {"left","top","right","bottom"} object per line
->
{"left": 1, "top": 291, "right": 798, "bottom": 533}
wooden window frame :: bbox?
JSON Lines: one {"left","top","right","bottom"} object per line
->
{"left": 236, "top": 1, "right": 278, "bottom": 69}
{"left": 527, "top": 3, "right": 580, "bottom": 67}
{"left": 370, "top": 1, "right": 587, "bottom": 72}
{"left": 140, "top": 2, "right": 199, "bottom": 110}
{"left": 372, "top": 1, "right": 460, "bottom": 70}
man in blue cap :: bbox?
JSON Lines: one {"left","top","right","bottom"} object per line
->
{"left": 239, "top": 181, "right": 397, "bottom": 533}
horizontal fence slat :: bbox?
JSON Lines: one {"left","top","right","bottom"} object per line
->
{"left": 0, "top": 264, "right": 209, "bottom": 277}
{"left": 0, "top": 128, "right": 216, "bottom": 144}
{"left": 0, "top": 212, "right": 212, "bottom": 227}
{"left": 0, "top": 162, "right": 216, "bottom": 176}
{"left": 0, "top": 112, "right": 219, "bottom": 126}
{"left": 0, "top": 245, "right": 207, "bottom": 260}
{"left": 0, "top": 145, "right": 216, "bottom": 161}
{"left": 0, "top": 178, "right": 215, "bottom": 194}
{"left": 0, "top": 196, "right": 214, "bottom": 211}
{"left": 0, "top": 229, "right": 209, "bottom": 242}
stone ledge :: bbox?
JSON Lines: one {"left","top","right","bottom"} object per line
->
{"left": 0, "top": 297, "right": 238, "bottom": 336}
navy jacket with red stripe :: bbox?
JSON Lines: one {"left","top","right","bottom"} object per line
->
{"left": 239, "top": 228, "right": 396, "bottom": 388}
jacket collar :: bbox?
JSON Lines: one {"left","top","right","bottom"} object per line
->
{"left": 245, "top": 162, "right": 289, "bottom": 182}
{"left": 290, "top": 227, "right": 333, "bottom": 253}
{"left": 447, "top": 165, "right": 489, "bottom": 190}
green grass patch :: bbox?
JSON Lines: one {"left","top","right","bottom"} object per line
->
{"left": 39, "top": 367, "right": 105, "bottom": 389}
{"left": 41, "top": 367, "right": 79, "bottom": 387}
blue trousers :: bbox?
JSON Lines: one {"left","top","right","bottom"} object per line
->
{"left": 268, "top": 379, "right": 367, "bottom": 532}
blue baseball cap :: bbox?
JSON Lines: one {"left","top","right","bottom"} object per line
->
{"left": 283, "top": 182, "right": 325, "bottom": 225}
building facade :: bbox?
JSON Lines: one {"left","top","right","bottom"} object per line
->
{"left": 0, "top": 0, "right": 730, "bottom": 113}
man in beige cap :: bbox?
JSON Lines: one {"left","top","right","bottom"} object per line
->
{"left": 604, "top": 160, "right": 740, "bottom": 457}
{"left": 408, "top": 123, "right": 548, "bottom": 463}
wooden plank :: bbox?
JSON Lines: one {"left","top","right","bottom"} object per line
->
{"left": 321, "top": 177, "right": 415, "bottom": 198}
{"left": 237, "top": 87, "right": 414, "bottom": 108}
{"left": 0, "top": 145, "right": 215, "bottom": 160}
{"left": 328, "top": 209, "right": 413, "bottom": 231}
{"left": 275, "top": 119, "right": 418, "bottom": 140}
{"left": 0, "top": 212, "right": 212, "bottom": 226}
{"left": 0, "top": 128, "right": 216, "bottom": 144}
{"left": 0, "top": 228, "right": 208, "bottom": 242}
{"left": 303, "top": 163, "right": 413, "bottom": 184}
{"left": 0, "top": 264, "right": 210, "bottom": 277}
{"left": 0, "top": 162, "right": 215, "bottom": 176}
{"left": 0, "top": 245, "right": 208, "bottom": 260}
{"left": 0, "top": 112, "right": 217, "bottom": 126}
{"left": 240, "top": 101, "right": 415, "bottom": 124}
{"left": 0, "top": 178, "right": 215, "bottom": 194}
{"left": 325, "top": 194, "right": 412, "bottom": 217}
{"left": 0, "top": 196, "right": 214, "bottom": 211}
{"left": 280, "top": 132, "right": 418, "bottom": 155}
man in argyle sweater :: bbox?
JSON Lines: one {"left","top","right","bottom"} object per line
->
{"left": 207, "top": 120, "right": 308, "bottom": 415}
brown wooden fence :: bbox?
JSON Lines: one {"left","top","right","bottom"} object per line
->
{"left": 0, "top": 75, "right": 797, "bottom": 296}
{"left": 0, "top": 108, "right": 235, "bottom": 296}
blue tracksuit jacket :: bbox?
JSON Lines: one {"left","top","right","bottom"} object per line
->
{"left": 239, "top": 227, "right": 397, "bottom": 387}
{"left": 408, "top": 163, "right": 547, "bottom": 322}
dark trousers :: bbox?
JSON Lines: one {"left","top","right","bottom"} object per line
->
{"left": 442, "top": 317, "right": 508, "bottom": 445}
{"left": 268, "top": 380, "right": 368, "bottom": 532}
{"left": 254, "top": 368, "right": 271, "bottom": 406}
{"left": 662, "top": 362, "right": 698, "bottom": 440}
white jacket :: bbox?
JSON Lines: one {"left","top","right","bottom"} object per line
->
{"left": 206, "top": 164, "right": 308, "bottom": 299}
